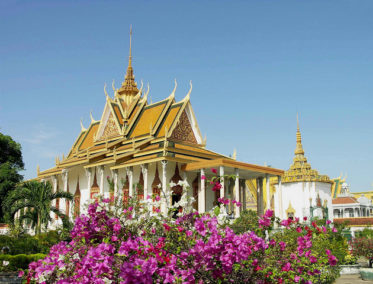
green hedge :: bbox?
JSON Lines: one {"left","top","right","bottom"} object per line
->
{"left": 0, "top": 254, "right": 45, "bottom": 271}
{"left": 0, "top": 230, "right": 64, "bottom": 255}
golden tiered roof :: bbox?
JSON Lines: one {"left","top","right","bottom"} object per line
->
{"left": 282, "top": 116, "right": 331, "bottom": 184}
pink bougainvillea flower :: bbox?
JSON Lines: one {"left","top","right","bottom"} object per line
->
{"left": 294, "top": 275, "right": 301, "bottom": 282}
{"left": 264, "top": 209, "right": 273, "bottom": 218}
{"left": 211, "top": 168, "right": 217, "bottom": 174}
{"left": 155, "top": 195, "right": 161, "bottom": 201}
{"left": 185, "top": 230, "right": 193, "bottom": 237}
{"left": 147, "top": 195, "right": 151, "bottom": 199}
{"left": 328, "top": 255, "right": 337, "bottom": 266}
{"left": 18, "top": 270, "right": 24, "bottom": 278}
{"left": 296, "top": 227, "right": 302, "bottom": 233}
{"left": 326, "top": 220, "right": 331, "bottom": 225}
{"left": 282, "top": 262, "right": 291, "bottom": 272}
{"left": 155, "top": 208, "right": 160, "bottom": 213}
{"left": 235, "top": 201, "right": 242, "bottom": 207}
{"left": 163, "top": 223, "right": 171, "bottom": 232}
{"left": 128, "top": 206, "right": 134, "bottom": 211}
{"left": 201, "top": 175, "right": 206, "bottom": 180}
{"left": 177, "top": 227, "right": 184, "bottom": 232}
{"left": 332, "top": 227, "right": 338, "bottom": 233}
{"left": 303, "top": 216, "right": 308, "bottom": 221}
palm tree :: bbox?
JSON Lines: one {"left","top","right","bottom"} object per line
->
{"left": 5, "top": 180, "right": 73, "bottom": 235}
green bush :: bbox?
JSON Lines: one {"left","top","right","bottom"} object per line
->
{"left": 229, "top": 210, "right": 260, "bottom": 234}
{"left": 0, "top": 254, "right": 45, "bottom": 272}
{"left": 0, "top": 235, "right": 41, "bottom": 255}
{"left": 0, "top": 230, "right": 67, "bottom": 255}
{"left": 355, "top": 228, "right": 373, "bottom": 239}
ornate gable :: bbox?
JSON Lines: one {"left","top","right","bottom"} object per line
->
{"left": 99, "top": 112, "right": 120, "bottom": 141}
{"left": 170, "top": 110, "right": 197, "bottom": 144}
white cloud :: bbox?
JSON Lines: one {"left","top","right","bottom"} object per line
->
{"left": 22, "top": 124, "right": 60, "bottom": 145}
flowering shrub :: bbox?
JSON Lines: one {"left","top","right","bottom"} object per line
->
{"left": 351, "top": 237, "right": 373, "bottom": 260}
{"left": 22, "top": 173, "right": 341, "bottom": 283}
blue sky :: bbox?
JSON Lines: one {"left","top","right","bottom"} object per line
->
{"left": 1, "top": 0, "right": 372, "bottom": 192}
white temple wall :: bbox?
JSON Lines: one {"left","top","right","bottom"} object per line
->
{"left": 315, "top": 182, "right": 333, "bottom": 221}
{"left": 278, "top": 181, "right": 333, "bottom": 221}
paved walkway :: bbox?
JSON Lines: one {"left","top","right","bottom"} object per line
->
{"left": 335, "top": 274, "right": 373, "bottom": 283}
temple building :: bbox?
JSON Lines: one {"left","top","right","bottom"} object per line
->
{"left": 36, "top": 31, "right": 283, "bottom": 225}
{"left": 331, "top": 181, "right": 373, "bottom": 236}
{"left": 273, "top": 118, "right": 334, "bottom": 220}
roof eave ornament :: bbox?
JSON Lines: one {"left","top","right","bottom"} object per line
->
{"left": 80, "top": 119, "right": 86, "bottom": 132}
{"left": 185, "top": 80, "right": 192, "bottom": 100}
{"left": 90, "top": 111, "right": 97, "bottom": 124}
{"left": 170, "top": 79, "right": 177, "bottom": 98}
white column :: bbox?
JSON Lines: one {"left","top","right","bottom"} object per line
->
{"left": 113, "top": 169, "right": 119, "bottom": 199}
{"left": 278, "top": 176, "right": 283, "bottom": 219}
{"left": 141, "top": 164, "right": 149, "bottom": 199}
{"left": 99, "top": 166, "right": 105, "bottom": 195}
{"left": 234, "top": 168, "right": 240, "bottom": 218}
{"left": 85, "top": 168, "right": 92, "bottom": 193}
{"left": 199, "top": 169, "right": 206, "bottom": 213}
{"left": 243, "top": 181, "right": 247, "bottom": 211}
{"left": 127, "top": 167, "right": 133, "bottom": 197}
{"left": 219, "top": 166, "right": 225, "bottom": 198}
{"left": 161, "top": 161, "right": 168, "bottom": 214}
{"left": 62, "top": 170, "right": 69, "bottom": 219}
{"left": 265, "top": 174, "right": 270, "bottom": 211}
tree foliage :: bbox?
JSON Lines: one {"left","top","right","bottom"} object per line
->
{"left": 0, "top": 132, "right": 24, "bottom": 222}
{"left": 5, "top": 180, "right": 73, "bottom": 235}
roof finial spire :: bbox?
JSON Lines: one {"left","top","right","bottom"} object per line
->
{"left": 129, "top": 25, "right": 132, "bottom": 67}
{"left": 117, "top": 25, "right": 139, "bottom": 97}
{"left": 295, "top": 113, "right": 304, "bottom": 155}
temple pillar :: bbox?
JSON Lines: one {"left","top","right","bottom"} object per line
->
{"left": 219, "top": 166, "right": 225, "bottom": 198}
{"left": 127, "top": 167, "right": 133, "bottom": 197}
{"left": 199, "top": 168, "right": 206, "bottom": 213}
{"left": 161, "top": 161, "right": 168, "bottom": 214}
{"left": 265, "top": 174, "right": 270, "bottom": 211}
{"left": 113, "top": 169, "right": 119, "bottom": 200}
{"left": 257, "top": 177, "right": 264, "bottom": 216}
{"left": 278, "top": 176, "right": 283, "bottom": 219}
{"left": 141, "top": 164, "right": 149, "bottom": 199}
{"left": 85, "top": 168, "right": 92, "bottom": 194}
{"left": 98, "top": 166, "right": 105, "bottom": 195}
{"left": 62, "top": 170, "right": 69, "bottom": 218}
{"left": 234, "top": 168, "right": 240, "bottom": 218}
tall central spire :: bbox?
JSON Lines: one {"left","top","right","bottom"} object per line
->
{"left": 294, "top": 113, "right": 305, "bottom": 155}
{"left": 128, "top": 25, "right": 132, "bottom": 67}
{"left": 117, "top": 25, "right": 139, "bottom": 97}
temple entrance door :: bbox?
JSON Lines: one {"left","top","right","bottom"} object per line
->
{"left": 152, "top": 166, "right": 162, "bottom": 212}
{"left": 170, "top": 164, "right": 183, "bottom": 218}
{"left": 122, "top": 174, "right": 129, "bottom": 206}
{"left": 192, "top": 176, "right": 198, "bottom": 211}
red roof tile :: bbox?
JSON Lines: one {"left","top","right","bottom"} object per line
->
{"left": 334, "top": 217, "right": 373, "bottom": 226}
{"left": 332, "top": 196, "right": 359, "bottom": 205}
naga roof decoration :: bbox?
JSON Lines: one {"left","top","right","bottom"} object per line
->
{"left": 282, "top": 115, "right": 331, "bottom": 184}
